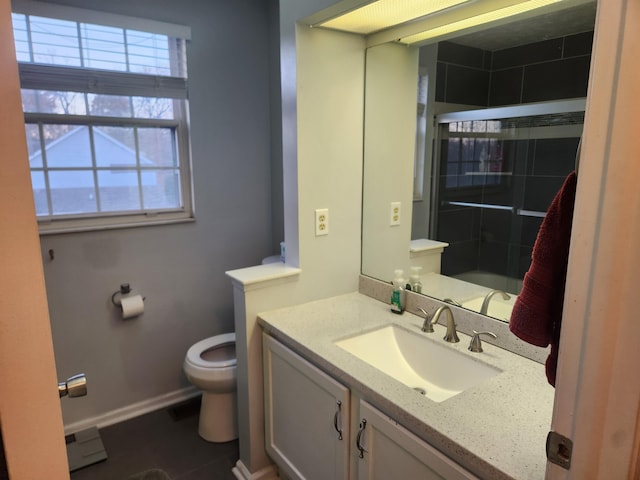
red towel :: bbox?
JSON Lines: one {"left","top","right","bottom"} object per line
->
{"left": 509, "top": 171, "right": 577, "bottom": 387}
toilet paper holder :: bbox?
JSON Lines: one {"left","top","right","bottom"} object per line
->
{"left": 111, "top": 283, "right": 145, "bottom": 308}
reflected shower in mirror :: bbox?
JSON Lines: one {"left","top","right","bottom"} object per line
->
{"left": 361, "top": 3, "right": 596, "bottom": 322}
{"left": 428, "top": 103, "right": 584, "bottom": 321}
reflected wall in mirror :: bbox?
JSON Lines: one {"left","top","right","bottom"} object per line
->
{"left": 361, "top": 2, "right": 596, "bottom": 322}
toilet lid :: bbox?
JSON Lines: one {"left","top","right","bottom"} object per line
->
{"left": 186, "top": 333, "right": 237, "bottom": 369}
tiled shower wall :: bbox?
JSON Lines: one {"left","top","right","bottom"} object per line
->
{"left": 433, "top": 32, "right": 592, "bottom": 282}
{"left": 436, "top": 134, "right": 581, "bottom": 279}
{"left": 435, "top": 31, "right": 593, "bottom": 106}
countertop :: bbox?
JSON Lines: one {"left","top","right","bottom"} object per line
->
{"left": 258, "top": 292, "right": 554, "bottom": 480}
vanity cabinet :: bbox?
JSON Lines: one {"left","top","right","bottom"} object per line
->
{"left": 263, "top": 334, "right": 350, "bottom": 480}
{"left": 263, "top": 334, "right": 479, "bottom": 480}
{"left": 356, "top": 401, "right": 478, "bottom": 480}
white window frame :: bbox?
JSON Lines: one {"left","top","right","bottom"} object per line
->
{"left": 12, "top": 1, "right": 194, "bottom": 234}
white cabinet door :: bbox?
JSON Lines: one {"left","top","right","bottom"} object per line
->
{"left": 263, "top": 334, "right": 350, "bottom": 480}
{"left": 356, "top": 401, "right": 479, "bottom": 480}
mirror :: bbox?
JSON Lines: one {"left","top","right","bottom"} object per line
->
{"left": 361, "top": 2, "right": 596, "bottom": 322}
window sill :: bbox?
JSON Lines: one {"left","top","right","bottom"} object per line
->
{"left": 38, "top": 214, "right": 195, "bottom": 235}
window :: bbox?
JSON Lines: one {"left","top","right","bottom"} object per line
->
{"left": 442, "top": 120, "right": 504, "bottom": 189}
{"left": 12, "top": 5, "right": 192, "bottom": 233}
{"left": 413, "top": 72, "right": 428, "bottom": 199}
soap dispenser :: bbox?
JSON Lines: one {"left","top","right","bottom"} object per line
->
{"left": 409, "top": 266, "right": 423, "bottom": 294}
{"left": 390, "top": 269, "right": 405, "bottom": 314}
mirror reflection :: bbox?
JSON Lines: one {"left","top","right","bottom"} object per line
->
{"left": 361, "top": 3, "right": 596, "bottom": 322}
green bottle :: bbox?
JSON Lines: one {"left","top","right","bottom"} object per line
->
{"left": 390, "top": 269, "right": 405, "bottom": 314}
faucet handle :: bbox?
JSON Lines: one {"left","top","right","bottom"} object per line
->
{"left": 432, "top": 305, "right": 459, "bottom": 343}
{"left": 468, "top": 330, "right": 497, "bottom": 353}
{"left": 417, "top": 307, "right": 436, "bottom": 333}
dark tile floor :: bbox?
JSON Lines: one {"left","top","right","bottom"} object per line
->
{"left": 70, "top": 397, "right": 238, "bottom": 480}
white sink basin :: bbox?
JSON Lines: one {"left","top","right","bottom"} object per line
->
{"left": 335, "top": 325, "right": 501, "bottom": 402}
{"left": 461, "top": 295, "right": 516, "bottom": 321}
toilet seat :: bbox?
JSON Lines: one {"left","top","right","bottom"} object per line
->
{"left": 185, "top": 333, "right": 236, "bottom": 369}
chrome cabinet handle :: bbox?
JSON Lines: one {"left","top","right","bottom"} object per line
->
{"left": 356, "top": 419, "right": 367, "bottom": 458}
{"left": 333, "top": 400, "right": 343, "bottom": 440}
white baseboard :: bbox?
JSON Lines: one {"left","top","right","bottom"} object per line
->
{"left": 63, "top": 386, "right": 200, "bottom": 435}
{"left": 232, "top": 460, "right": 278, "bottom": 480}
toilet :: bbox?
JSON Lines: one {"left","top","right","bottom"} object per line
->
{"left": 183, "top": 332, "right": 238, "bottom": 442}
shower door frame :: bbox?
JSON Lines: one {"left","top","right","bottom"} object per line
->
{"left": 430, "top": 97, "right": 587, "bottom": 236}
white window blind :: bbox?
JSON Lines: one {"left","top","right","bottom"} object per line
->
{"left": 12, "top": 3, "right": 194, "bottom": 234}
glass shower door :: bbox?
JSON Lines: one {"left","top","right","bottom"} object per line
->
{"left": 432, "top": 101, "right": 585, "bottom": 295}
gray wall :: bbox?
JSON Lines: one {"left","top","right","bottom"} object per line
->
{"left": 26, "top": 0, "right": 277, "bottom": 426}
{"left": 268, "top": 0, "right": 285, "bottom": 254}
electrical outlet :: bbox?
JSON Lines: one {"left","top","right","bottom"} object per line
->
{"left": 390, "top": 202, "right": 401, "bottom": 226}
{"left": 315, "top": 208, "right": 329, "bottom": 236}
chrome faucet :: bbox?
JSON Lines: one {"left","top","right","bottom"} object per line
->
{"left": 432, "top": 305, "right": 459, "bottom": 343}
{"left": 417, "top": 307, "right": 437, "bottom": 333}
{"left": 480, "top": 290, "right": 511, "bottom": 315}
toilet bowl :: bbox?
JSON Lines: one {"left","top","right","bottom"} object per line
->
{"left": 183, "top": 332, "right": 238, "bottom": 442}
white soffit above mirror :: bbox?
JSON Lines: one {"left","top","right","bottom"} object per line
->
{"left": 305, "top": 0, "right": 596, "bottom": 49}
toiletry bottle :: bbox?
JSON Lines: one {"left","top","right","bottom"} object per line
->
{"left": 390, "top": 269, "right": 405, "bottom": 314}
{"left": 410, "top": 266, "right": 423, "bottom": 294}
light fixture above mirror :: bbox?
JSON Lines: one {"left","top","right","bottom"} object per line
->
{"left": 399, "top": 0, "right": 565, "bottom": 44}
{"left": 314, "top": 0, "right": 472, "bottom": 35}
{"left": 305, "top": 0, "right": 594, "bottom": 48}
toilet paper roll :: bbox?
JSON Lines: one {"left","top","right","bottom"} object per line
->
{"left": 120, "top": 294, "right": 144, "bottom": 319}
